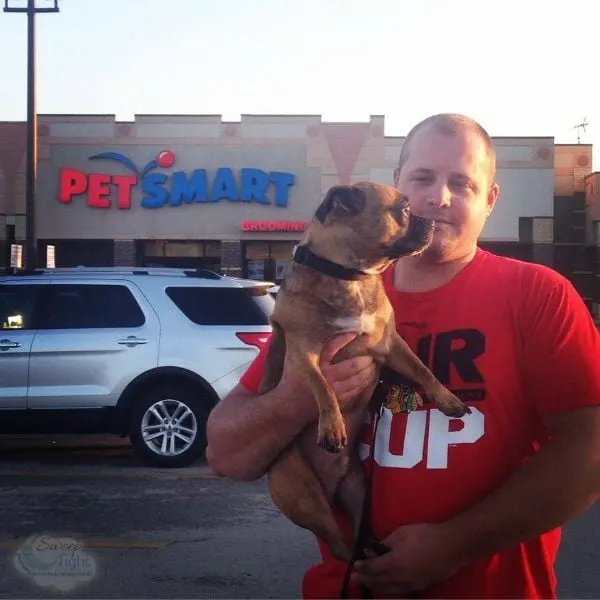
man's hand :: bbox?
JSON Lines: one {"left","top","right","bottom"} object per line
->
{"left": 279, "top": 332, "right": 377, "bottom": 411}
{"left": 351, "top": 523, "right": 465, "bottom": 596}
{"left": 321, "top": 333, "right": 378, "bottom": 408}
{"left": 207, "top": 332, "right": 376, "bottom": 481}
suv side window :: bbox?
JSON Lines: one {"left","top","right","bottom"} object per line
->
{"left": 41, "top": 284, "right": 146, "bottom": 329}
{"left": 0, "top": 284, "right": 42, "bottom": 330}
{"left": 165, "top": 286, "right": 273, "bottom": 326}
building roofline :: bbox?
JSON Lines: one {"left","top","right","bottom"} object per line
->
{"left": 554, "top": 143, "right": 593, "bottom": 147}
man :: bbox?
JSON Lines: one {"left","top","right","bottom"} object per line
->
{"left": 206, "top": 114, "right": 600, "bottom": 599}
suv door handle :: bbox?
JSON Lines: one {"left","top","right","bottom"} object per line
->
{"left": 0, "top": 338, "right": 21, "bottom": 350}
{"left": 117, "top": 336, "right": 148, "bottom": 347}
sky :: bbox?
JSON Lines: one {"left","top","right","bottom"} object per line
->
{"left": 1, "top": 0, "right": 599, "bottom": 169}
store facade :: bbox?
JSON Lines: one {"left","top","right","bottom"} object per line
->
{"left": 33, "top": 115, "right": 327, "bottom": 281}
{"left": 0, "top": 115, "right": 595, "bottom": 301}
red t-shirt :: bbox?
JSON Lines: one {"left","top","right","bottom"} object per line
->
{"left": 239, "top": 248, "right": 600, "bottom": 599}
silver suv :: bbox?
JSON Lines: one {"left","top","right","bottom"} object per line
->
{"left": 0, "top": 267, "right": 274, "bottom": 468}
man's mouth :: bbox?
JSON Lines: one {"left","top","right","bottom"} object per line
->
{"left": 416, "top": 214, "right": 451, "bottom": 226}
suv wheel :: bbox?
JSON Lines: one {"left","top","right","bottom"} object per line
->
{"left": 129, "top": 384, "right": 210, "bottom": 468}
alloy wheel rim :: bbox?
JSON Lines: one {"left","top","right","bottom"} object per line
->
{"left": 141, "top": 399, "right": 198, "bottom": 457}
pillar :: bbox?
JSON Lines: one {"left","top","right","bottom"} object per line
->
{"left": 113, "top": 240, "right": 137, "bottom": 267}
{"left": 220, "top": 240, "right": 243, "bottom": 277}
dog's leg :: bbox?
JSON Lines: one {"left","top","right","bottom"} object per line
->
{"left": 287, "top": 344, "right": 347, "bottom": 452}
{"left": 268, "top": 446, "right": 353, "bottom": 563}
{"left": 386, "top": 332, "right": 471, "bottom": 417}
{"left": 334, "top": 385, "right": 390, "bottom": 559}
{"left": 329, "top": 385, "right": 374, "bottom": 540}
{"left": 258, "top": 321, "right": 286, "bottom": 395}
{"left": 335, "top": 455, "right": 368, "bottom": 540}
{"left": 335, "top": 459, "right": 391, "bottom": 561}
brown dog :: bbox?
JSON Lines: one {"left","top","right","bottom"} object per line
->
{"left": 258, "top": 182, "right": 471, "bottom": 563}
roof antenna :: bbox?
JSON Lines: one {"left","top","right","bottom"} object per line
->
{"left": 573, "top": 117, "right": 589, "bottom": 144}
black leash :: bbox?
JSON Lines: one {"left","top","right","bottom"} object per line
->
{"left": 340, "top": 403, "right": 391, "bottom": 599}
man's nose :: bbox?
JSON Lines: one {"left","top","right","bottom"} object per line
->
{"left": 427, "top": 183, "right": 452, "bottom": 208}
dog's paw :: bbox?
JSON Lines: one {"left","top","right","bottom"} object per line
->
{"left": 317, "top": 419, "right": 347, "bottom": 453}
{"left": 434, "top": 389, "right": 471, "bottom": 417}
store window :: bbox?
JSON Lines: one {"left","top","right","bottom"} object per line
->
{"left": 142, "top": 240, "right": 221, "bottom": 272}
{"left": 270, "top": 242, "right": 295, "bottom": 281}
{"left": 37, "top": 240, "right": 114, "bottom": 268}
{"left": 243, "top": 241, "right": 296, "bottom": 282}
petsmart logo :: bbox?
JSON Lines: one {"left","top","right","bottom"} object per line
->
{"left": 57, "top": 150, "right": 296, "bottom": 210}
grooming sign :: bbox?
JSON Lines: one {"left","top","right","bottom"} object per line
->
{"left": 58, "top": 150, "right": 296, "bottom": 210}
{"left": 241, "top": 220, "right": 308, "bottom": 232}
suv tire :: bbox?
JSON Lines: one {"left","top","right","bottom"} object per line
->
{"left": 129, "top": 384, "right": 210, "bottom": 468}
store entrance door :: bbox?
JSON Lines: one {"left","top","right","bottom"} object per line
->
{"left": 243, "top": 241, "right": 296, "bottom": 283}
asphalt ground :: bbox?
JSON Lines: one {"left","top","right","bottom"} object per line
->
{"left": 0, "top": 435, "right": 597, "bottom": 599}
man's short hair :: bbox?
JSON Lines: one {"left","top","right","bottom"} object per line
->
{"left": 396, "top": 113, "right": 497, "bottom": 183}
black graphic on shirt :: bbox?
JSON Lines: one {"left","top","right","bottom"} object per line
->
{"left": 376, "top": 328, "right": 486, "bottom": 405}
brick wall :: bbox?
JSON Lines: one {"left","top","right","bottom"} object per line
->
{"left": 220, "top": 240, "right": 242, "bottom": 276}
{"left": 113, "top": 240, "right": 137, "bottom": 266}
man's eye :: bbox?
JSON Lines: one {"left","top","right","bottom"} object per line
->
{"left": 452, "top": 180, "right": 472, "bottom": 190}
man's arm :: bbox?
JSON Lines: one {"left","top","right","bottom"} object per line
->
{"left": 206, "top": 381, "right": 316, "bottom": 481}
{"left": 445, "top": 266, "right": 600, "bottom": 564}
{"left": 445, "top": 405, "right": 600, "bottom": 566}
{"left": 206, "top": 333, "right": 377, "bottom": 481}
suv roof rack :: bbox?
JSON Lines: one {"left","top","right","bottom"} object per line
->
{"left": 8, "top": 266, "right": 223, "bottom": 280}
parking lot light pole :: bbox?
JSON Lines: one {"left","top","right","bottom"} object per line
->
{"left": 3, "top": 0, "right": 59, "bottom": 270}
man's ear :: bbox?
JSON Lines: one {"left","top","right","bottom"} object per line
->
{"left": 315, "top": 185, "right": 366, "bottom": 223}
{"left": 487, "top": 182, "right": 500, "bottom": 216}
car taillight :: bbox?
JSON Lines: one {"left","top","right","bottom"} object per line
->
{"left": 236, "top": 332, "right": 271, "bottom": 349}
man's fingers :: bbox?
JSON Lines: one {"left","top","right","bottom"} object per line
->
{"left": 337, "top": 363, "right": 377, "bottom": 398}
{"left": 330, "top": 355, "right": 373, "bottom": 378}
{"left": 352, "top": 556, "right": 406, "bottom": 593}
{"left": 321, "top": 333, "right": 359, "bottom": 365}
{"left": 351, "top": 561, "right": 415, "bottom": 595}
{"left": 354, "top": 554, "right": 396, "bottom": 578}
{"left": 320, "top": 335, "right": 377, "bottom": 403}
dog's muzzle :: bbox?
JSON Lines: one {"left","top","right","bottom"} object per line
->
{"left": 407, "top": 214, "right": 435, "bottom": 241}
{"left": 385, "top": 215, "right": 435, "bottom": 258}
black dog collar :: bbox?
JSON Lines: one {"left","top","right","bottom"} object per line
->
{"left": 292, "top": 245, "right": 371, "bottom": 281}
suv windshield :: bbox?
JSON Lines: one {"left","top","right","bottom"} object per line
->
{"left": 165, "top": 285, "right": 274, "bottom": 326}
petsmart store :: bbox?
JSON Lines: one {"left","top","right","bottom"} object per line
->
{"left": 0, "top": 114, "right": 595, "bottom": 306}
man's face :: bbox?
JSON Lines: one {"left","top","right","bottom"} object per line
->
{"left": 393, "top": 125, "right": 499, "bottom": 260}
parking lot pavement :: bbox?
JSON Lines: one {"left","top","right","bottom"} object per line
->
{"left": 0, "top": 435, "right": 599, "bottom": 599}
{"left": 0, "top": 434, "right": 215, "bottom": 480}
{"left": 0, "top": 435, "right": 320, "bottom": 599}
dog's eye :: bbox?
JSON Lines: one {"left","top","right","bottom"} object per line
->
{"left": 391, "top": 204, "right": 410, "bottom": 220}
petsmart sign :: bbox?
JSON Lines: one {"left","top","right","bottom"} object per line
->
{"left": 58, "top": 150, "right": 296, "bottom": 210}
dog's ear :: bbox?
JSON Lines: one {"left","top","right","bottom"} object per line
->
{"left": 315, "top": 185, "right": 366, "bottom": 223}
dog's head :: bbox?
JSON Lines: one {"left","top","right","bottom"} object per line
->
{"left": 313, "top": 182, "right": 434, "bottom": 268}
